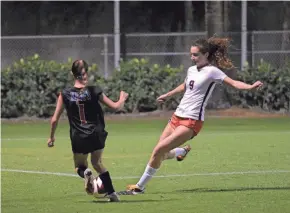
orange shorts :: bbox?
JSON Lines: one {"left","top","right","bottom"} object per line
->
{"left": 169, "top": 114, "right": 203, "bottom": 137}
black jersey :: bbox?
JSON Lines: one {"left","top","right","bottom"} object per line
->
{"left": 61, "top": 86, "right": 105, "bottom": 137}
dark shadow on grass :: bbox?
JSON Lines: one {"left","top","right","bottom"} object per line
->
{"left": 78, "top": 198, "right": 176, "bottom": 204}
{"left": 175, "top": 186, "right": 290, "bottom": 193}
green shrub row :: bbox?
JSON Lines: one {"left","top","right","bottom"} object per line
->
{"left": 225, "top": 61, "right": 290, "bottom": 112}
{"left": 1, "top": 56, "right": 184, "bottom": 118}
{"left": 98, "top": 58, "right": 184, "bottom": 113}
{"left": 1, "top": 55, "right": 289, "bottom": 118}
{"left": 1, "top": 55, "right": 100, "bottom": 118}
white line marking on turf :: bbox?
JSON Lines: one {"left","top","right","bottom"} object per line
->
{"left": 1, "top": 169, "right": 290, "bottom": 179}
{"left": 2, "top": 131, "right": 290, "bottom": 141}
{"left": 1, "top": 137, "right": 68, "bottom": 141}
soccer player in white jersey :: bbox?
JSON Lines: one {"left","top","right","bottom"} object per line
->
{"left": 126, "top": 37, "right": 263, "bottom": 194}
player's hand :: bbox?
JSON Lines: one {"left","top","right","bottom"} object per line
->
{"left": 156, "top": 94, "right": 169, "bottom": 103}
{"left": 120, "top": 91, "right": 129, "bottom": 101}
{"left": 47, "top": 138, "right": 55, "bottom": 147}
{"left": 251, "top": 81, "right": 263, "bottom": 90}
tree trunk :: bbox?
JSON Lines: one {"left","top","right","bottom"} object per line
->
{"left": 205, "top": 1, "right": 223, "bottom": 38}
{"left": 205, "top": 1, "right": 231, "bottom": 109}
{"left": 164, "top": 13, "right": 179, "bottom": 66}
{"left": 223, "top": 1, "right": 230, "bottom": 32}
{"left": 181, "top": 1, "right": 194, "bottom": 70}
{"left": 165, "top": 3, "right": 184, "bottom": 67}
{"left": 185, "top": 1, "right": 194, "bottom": 32}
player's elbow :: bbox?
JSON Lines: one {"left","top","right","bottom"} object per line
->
{"left": 50, "top": 117, "right": 58, "bottom": 126}
{"left": 113, "top": 103, "right": 122, "bottom": 111}
{"left": 112, "top": 101, "right": 125, "bottom": 111}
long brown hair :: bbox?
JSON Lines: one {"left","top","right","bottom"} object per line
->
{"left": 193, "top": 37, "right": 234, "bottom": 70}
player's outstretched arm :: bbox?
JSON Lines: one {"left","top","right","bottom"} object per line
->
{"left": 223, "top": 77, "right": 263, "bottom": 90}
{"left": 156, "top": 83, "right": 185, "bottom": 103}
{"left": 47, "top": 93, "right": 64, "bottom": 147}
{"left": 99, "top": 91, "right": 129, "bottom": 111}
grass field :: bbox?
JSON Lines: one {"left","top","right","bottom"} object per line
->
{"left": 2, "top": 117, "right": 290, "bottom": 213}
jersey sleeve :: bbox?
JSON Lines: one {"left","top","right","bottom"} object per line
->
{"left": 93, "top": 86, "right": 103, "bottom": 97}
{"left": 60, "top": 89, "right": 68, "bottom": 105}
{"left": 211, "top": 67, "right": 228, "bottom": 84}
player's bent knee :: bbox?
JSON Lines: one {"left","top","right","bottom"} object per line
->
{"left": 152, "top": 147, "right": 167, "bottom": 159}
{"left": 154, "top": 143, "right": 170, "bottom": 154}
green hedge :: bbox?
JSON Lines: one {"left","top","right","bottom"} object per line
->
{"left": 98, "top": 58, "right": 184, "bottom": 113}
{"left": 1, "top": 56, "right": 184, "bottom": 118}
{"left": 1, "top": 55, "right": 100, "bottom": 118}
{"left": 225, "top": 61, "right": 290, "bottom": 112}
{"left": 2, "top": 55, "right": 289, "bottom": 118}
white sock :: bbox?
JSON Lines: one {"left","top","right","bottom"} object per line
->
{"left": 174, "top": 148, "right": 186, "bottom": 157}
{"left": 136, "top": 165, "right": 157, "bottom": 190}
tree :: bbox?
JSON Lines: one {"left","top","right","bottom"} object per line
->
{"left": 205, "top": 1, "right": 223, "bottom": 38}
{"left": 223, "top": 1, "right": 230, "bottom": 32}
{"left": 164, "top": 2, "right": 185, "bottom": 66}
{"left": 205, "top": 1, "right": 232, "bottom": 109}
{"left": 180, "top": 1, "right": 195, "bottom": 70}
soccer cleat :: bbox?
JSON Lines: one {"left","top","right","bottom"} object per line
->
{"left": 126, "top": 184, "right": 145, "bottom": 195}
{"left": 176, "top": 144, "right": 191, "bottom": 161}
{"left": 84, "top": 168, "right": 95, "bottom": 195}
{"left": 105, "top": 192, "right": 121, "bottom": 202}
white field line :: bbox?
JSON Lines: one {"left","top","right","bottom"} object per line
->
{"left": 1, "top": 169, "right": 290, "bottom": 180}
{"left": 2, "top": 131, "right": 290, "bottom": 141}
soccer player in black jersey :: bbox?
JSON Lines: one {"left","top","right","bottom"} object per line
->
{"left": 47, "top": 59, "right": 128, "bottom": 202}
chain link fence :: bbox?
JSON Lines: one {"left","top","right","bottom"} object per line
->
{"left": 1, "top": 31, "right": 290, "bottom": 77}
{"left": 251, "top": 31, "right": 290, "bottom": 67}
{"left": 123, "top": 32, "right": 205, "bottom": 69}
{"left": 1, "top": 34, "right": 115, "bottom": 78}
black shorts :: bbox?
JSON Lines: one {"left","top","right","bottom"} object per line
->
{"left": 70, "top": 130, "right": 108, "bottom": 154}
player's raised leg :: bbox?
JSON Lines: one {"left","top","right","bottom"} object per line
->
{"left": 164, "top": 144, "right": 192, "bottom": 161}
{"left": 162, "top": 117, "right": 192, "bottom": 162}
{"left": 127, "top": 125, "right": 194, "bottom": 194}
{"left": 149, "top": 125, "right": 193, "bottom": 168}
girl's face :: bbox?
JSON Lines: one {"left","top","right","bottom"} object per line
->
{"left": 190, "top": 46, "right": 209, "bottom": 67}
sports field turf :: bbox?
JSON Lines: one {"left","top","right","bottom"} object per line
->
{"left": 2, "top": 117, "right": 290, "bottom": 213}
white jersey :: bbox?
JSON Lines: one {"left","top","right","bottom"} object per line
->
{"left": 175, "top": 65, "right": 227, "bottom": 121}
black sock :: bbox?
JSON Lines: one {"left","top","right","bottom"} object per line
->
{"left": 99, "top": 171, "right": 115, "bottom": 194}
{"left": 76, "top": 166, "right": 87, "bottom": 178}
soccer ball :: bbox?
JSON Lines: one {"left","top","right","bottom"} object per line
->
{"left": 93, "top": 176, "right": 106, "bottom": 198}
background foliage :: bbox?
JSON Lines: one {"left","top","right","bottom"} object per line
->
{"left": 1, "top": 55, "right": 99, "bottom": 118}
{"left": 1, "top": 56, "right": 289, "bottom": 118}
{"left": 98, "top": 58, "right": 184, "bottom": 113}
{"left": 225, "top": 61, "right": 290, "bottom": 112}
